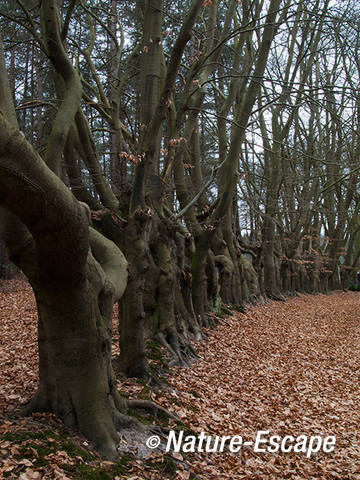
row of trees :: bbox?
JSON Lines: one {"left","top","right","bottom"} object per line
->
{"left": 1, "top": 0, "right": 360, "bottom": 459}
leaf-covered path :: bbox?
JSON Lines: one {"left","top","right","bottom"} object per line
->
{"left": 159, "top": 292, "right": 360, "bottom": 479}
{"left": 1, "top": 279, "right": 360, "bottom": 479}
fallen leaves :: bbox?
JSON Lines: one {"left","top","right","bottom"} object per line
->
{"left": 0, "top": 278, "right": 38, "bottom": 417}
{"left": 1, "top": 278, "right": 360, "bottom": 478}
{"left": 157, "top": 292, "right": 360, "bottom": 478}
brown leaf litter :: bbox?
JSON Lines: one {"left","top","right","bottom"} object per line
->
{"left": 1, "top": 278, "right": 360, "bottom": 479}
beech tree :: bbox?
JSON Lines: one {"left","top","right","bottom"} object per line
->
{"left": 1, "top": 0, "right": 360, "bottom": 460}
{"left": 0, "top": 30, "right": 133, "bottom": 460}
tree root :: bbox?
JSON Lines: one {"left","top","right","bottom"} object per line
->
{"left": 155, "top": 331, "right": 199, "bottom": 367}
{"left": 112, "top": 409, "right": 141, "bottom": 430}
{"left": 111, "top": 411, "right": 168, "bottom": 458}
{"left": 203, "top": 313, "right": 220, "bottom": 328}
{"left": 268, "top": 292, "right": 286, "bottom": 301}
{"left": 126, "top": 398, "right": 179, "bottom": 421}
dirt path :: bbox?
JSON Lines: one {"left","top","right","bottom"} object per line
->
{"left": 1, "top": 280, "right": 360, "bottom": 479}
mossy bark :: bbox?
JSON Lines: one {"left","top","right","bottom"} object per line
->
{"left": 240, "top": 254, "right": 261, "bottom": 299}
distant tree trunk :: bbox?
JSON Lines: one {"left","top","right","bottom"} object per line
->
{"left": 118, "top": 0, "right": 204, "bottom": 371}
{"left": 118, "top": 210, "right": 151, "bottom": 377}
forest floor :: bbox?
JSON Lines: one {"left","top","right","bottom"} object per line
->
{"left": 1, "top": 277, "right": 360, "bottom": 479}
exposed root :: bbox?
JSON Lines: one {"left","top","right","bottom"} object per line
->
{"left": 204, "top": 313, "right": 223, "bottom": 328}
{"left": 154, "top": 331, "right": 199, "bottom": 367}
{"left": 112, "top": 410, "right": 169, "bottom": 459}
{"left": 154, "top": 332, "right": 186, "bottom": 367}
{"left": 112, "top": 409, "right": 141, "bottom": 430}
{"left": 268, "top": 292, "right": 287, "bottom": 301}
{"left": 148, "top": 424, "right": 172, "bottom": 435}
{"left": 126, "top": 398, "right": 179, "bottom": 421}
{"left": 145, "top": 372, "right": 170, "bottom": 388}
{"left": 194, "top": 330, "right": 204, "bottom": 341}
{"left": 178, "top": 335, "right": 199, "bottom": 360}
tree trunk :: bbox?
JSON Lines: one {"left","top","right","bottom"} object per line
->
{"left": 0, "top": 49, "right": 131, "bottom": 457}
{"left": 24, "top": 264, "right": 125, "bottom": 461}
{"left": 118, "top": 213, "right": 150, "bottom": 378}
{"left": 191, "top": 232, "right": 210, "bottom": 321}
{"left": 0, "top": 133, "right": 130, "bottom": 460}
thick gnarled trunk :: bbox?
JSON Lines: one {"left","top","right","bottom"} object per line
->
{"left": 24, "top": 269, "right": 124, "bottom": 460}
{"left": 0, "top": 104, "right": 129, "bottom": 460}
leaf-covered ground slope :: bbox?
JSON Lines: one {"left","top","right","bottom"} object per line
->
{"left": 1, "top": 278, "right": 360, "bottom": 479}
{"left": 159, "top": 292, "right": 360, "bottom": 479}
